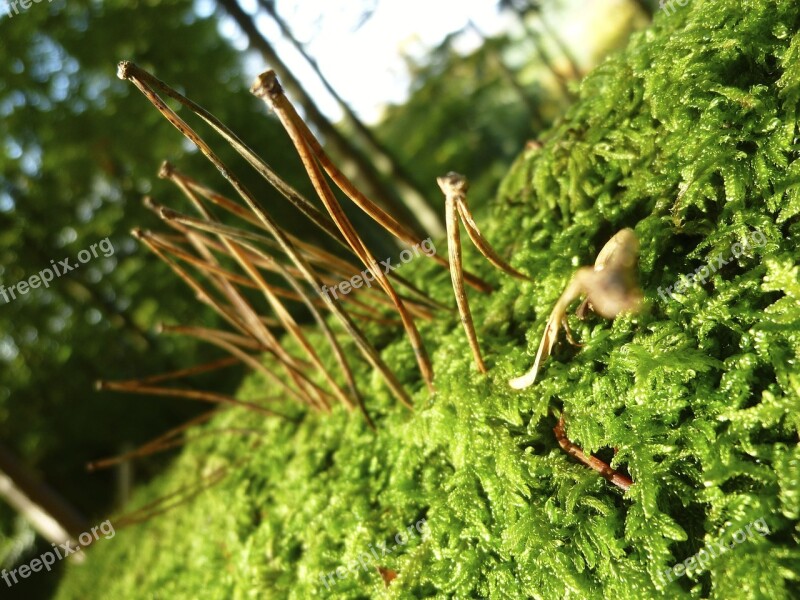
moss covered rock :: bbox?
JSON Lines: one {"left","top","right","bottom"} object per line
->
{"left": 58, "top": 1, "right": 800, "bottom": 598}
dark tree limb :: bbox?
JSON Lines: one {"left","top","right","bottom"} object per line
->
{"left": 0, "top": 444, "right": 90, "bottom": 543}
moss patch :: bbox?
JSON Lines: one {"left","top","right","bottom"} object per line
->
{"left": 59, "top": 1, "right": 800, "bottom": 598}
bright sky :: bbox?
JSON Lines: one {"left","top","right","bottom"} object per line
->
{"left": 199, "top": 0, "right": 637, "bottom": 124}
{"left": 202, "top": 0, "right": 512, "bottom": 123}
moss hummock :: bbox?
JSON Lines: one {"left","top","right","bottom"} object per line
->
{"left": 58, "top": 1, "right": 800, "bottom": 598}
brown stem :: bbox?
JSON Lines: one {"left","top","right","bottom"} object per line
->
{"left": 97, "top": 381, "right": 285, "bottom": 418}
{"left": 254, "top": 71, "right": 434, "bottom": 394}
{"left": 256, "top": 0, "right": 446, "bottom": 237}
{"left": 451, "top": 184, "right": 529, "bottom": 280}
{"left": 441, "top": 177, "right": 486, "bottom": 374}
{"left": 553, "top": 416, "right": 633, "bottom": 492}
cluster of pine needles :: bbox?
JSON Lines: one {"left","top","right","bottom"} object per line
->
{"left": 90, "top": 62, "right": 536, "bottom": 525}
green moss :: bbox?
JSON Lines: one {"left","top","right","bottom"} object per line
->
{"left": 58, "top": 1, "right": 800, "bottom": 598}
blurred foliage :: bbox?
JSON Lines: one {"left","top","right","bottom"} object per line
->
{"left": 55, "top": 0, "right": 800, "bottom": 598}
{"left": 376, "top": 31, "right": 558, "bottom": 208}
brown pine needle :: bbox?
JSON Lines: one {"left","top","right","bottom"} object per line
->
{"left": 135, "top": 226, "right": 330, "bottom": 408}
{"left": 439, "top": 174, "right": 486, "bottom": 374}
{"left": 450, "top": 175, "right": 529, "bottom": 280}
{"left": 177, "top": 225, "right": 333, "bottom": 413}
{"left": 154, "top": 175, "right": 407, "bottom": 326}
{"left": 156, "top": 201, "right": 437, "bottom": 319}
{"left": 133, "top": 71, "right": 450, "bottom": 310}
{"left": 133, "top": 228, "right": 256, "bottom": 338}
{"left": 185, "top": 216, "right": 432, "bottom": 320}
{"left": 103, "top": 357, "right": 240, "bottom": 388}
{"left": 87, "top": 410, "right": 220, "bottom": 471}
{"left": 145, "top": 231, "right": 265, "bottom": 291}
{"left": 253, "top": 71, "right": 434, "bottom": 393}
{"left": 222, "top": 240, "right": 351, "bottom": 411}
{"left": 120, "top": 62, "right": 344, "bottom": 244}
{"left": 161, "top": 163, "right": 438, "bottom": 310}
{"left": 225, "top": 236, "right": 374, "bottom": 425}
{"left": 96, "top": 381, "right": 283, "bottom": 418}
{"left": 134, "top": 228, "right": 324, "bottom": 409}
{"left": 251, "top": 71, "right": 492, "bottom": 294}
{"left": 170, "top": 179, "right": 347, "bottom": 412}
{"left": 553, "top": 416, "right": 633, "bottom": 492}
{"left": 167, "top": 225, "right": 400, "bottom": 325}
{"left": 118, "top": 61, "right": 413, "bottom": 410}
{"left": 157, "top": 324, "right": 320, "bottom": 408}
{"left": 156, "top": 323, "right": 267, "bottom": 353}
{"left": 153, "top": 167, "right": 444, "bottom": 316}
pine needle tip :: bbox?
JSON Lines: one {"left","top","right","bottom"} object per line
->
{"left": 117, "top": 61, "right": 134, "bottom": 80}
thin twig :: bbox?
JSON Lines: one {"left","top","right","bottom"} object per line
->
{"left": 553, "top": 416, "right": 633, "bottom": 492}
